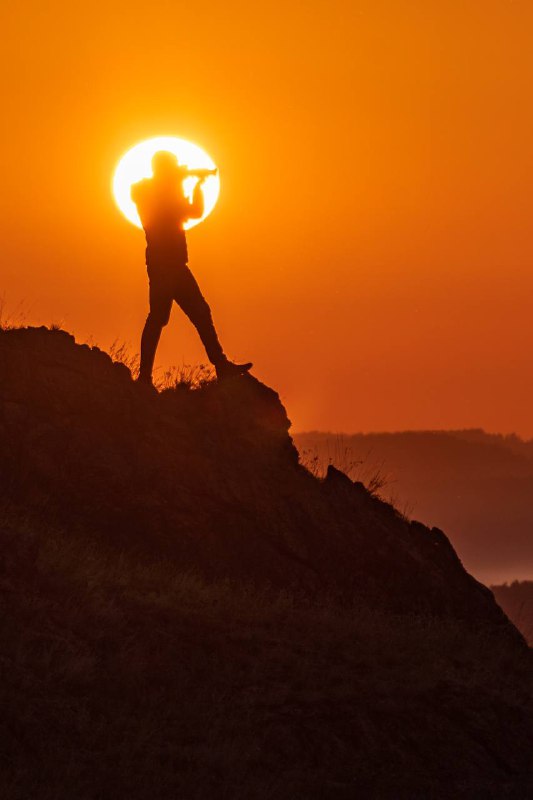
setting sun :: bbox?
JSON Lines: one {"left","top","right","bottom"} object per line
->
{"left": 112, "top": 136, "right": 220, "bottom": 230}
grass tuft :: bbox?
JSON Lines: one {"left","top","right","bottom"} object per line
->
{"left": 299, "top": 433, "right": 394, "bottom": 497}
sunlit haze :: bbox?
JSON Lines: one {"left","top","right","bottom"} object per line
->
{"left": 2, "top": 1, "right": 533, "bottom": 436}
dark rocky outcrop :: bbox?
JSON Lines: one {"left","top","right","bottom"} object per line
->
{"left": 0, "top": 326, "right": 523, "bottom": 644}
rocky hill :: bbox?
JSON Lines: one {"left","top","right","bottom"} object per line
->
{"left": 0, "top": 327, "right": 532, "bottom": 799}
{"left": 295, "top": 429, "right": 533, "bottom": 584}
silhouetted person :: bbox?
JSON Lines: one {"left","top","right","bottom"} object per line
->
{"left": 131, "top": 151, "right": 252, "bottom": 385}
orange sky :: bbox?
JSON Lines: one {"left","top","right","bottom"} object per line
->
{"left": 2, "top": 1, "right": 533, "bottom": 435}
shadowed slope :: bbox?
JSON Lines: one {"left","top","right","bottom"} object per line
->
{"left": 0, "top": 326, "right": 524, "bottom": 636}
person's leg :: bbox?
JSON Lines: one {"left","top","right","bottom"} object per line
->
{"left": 138, "top": 277, "right": 173, "bottom": 384}
{"left": 174, "top": 266, "right": 226, "bottom": 366}
{"left": 139, "top": 315, "right": 163, "bottom": 383}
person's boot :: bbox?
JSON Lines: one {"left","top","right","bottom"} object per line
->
{"left": 135, "top": 372, "right": 157, "bottom": 393}
{"left": 216, "top": 358, "right": 253, "bottom": 381}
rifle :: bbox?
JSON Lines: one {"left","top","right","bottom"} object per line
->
{"left": 178, "top": 166, "right": 218, "bottom": 181}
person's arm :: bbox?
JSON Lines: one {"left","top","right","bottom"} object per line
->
{"left": 187, "top": 179, "right": 205, "bottom": 219}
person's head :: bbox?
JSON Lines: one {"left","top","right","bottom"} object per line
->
{"left": 151, "top": 150, "right": 180, "bottom": 180}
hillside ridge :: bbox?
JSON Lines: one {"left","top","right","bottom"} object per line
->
{"left": 0, "top": 325, "right": 523, "bottom": 643}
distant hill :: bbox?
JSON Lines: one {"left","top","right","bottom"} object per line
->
{"left": 492, "top": 581, "right": 533, "bottom": 645}
{"left": 1, "top": 327, "right": 532, "bottom": 798}
{"left": 295, "top": 429, "right": 533, "bottom": 585}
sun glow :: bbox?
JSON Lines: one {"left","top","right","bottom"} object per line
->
{"left": 112, "top": 136, "right": 220, "bottom": 230}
